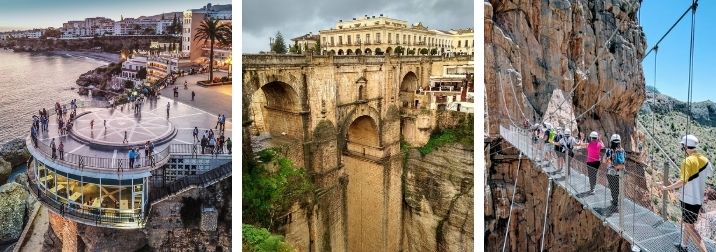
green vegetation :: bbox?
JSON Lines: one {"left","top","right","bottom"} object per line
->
{"left": 417, "top": 115, "right": 473, "bottom": 156}
{"left": 193, "top": 18, "right": 232, "bottom": 83}
{"left": 271, "top": 31, "right": 288, "bottom": 54}
{"left": 243, "top": 148, "right": 314, "bottom": 230}
{"left": 242, "top": 224, "right": 293, "bottom": 252}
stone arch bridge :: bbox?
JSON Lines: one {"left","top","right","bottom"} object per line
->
{"left": 242, "top": 54, "right": 471, "bottom": 252}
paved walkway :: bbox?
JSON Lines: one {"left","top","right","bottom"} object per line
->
{"left": 160, "top": 72, "right": 232, "bottom": 120}
{"left": 17, "top": 205, "right": 49, "bottom": 252}
{"left": 35, "top": 96, "right": 232, "bottom": 164}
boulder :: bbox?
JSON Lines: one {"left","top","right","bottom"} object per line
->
{"left": 0, "top": 138, "right": 30, "bottom": 168}
{"left": 0, "top": 182, "right": 30, "bottom": 243}
{"left": 0, "top": 159, "right": 11, "bottom": 185}
{"left": 14, "top": 173, "right": 28, "bottom": 188}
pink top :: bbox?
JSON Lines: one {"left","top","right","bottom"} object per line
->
{"left": 586, "top": 140, "right": 604, "bottom": 162}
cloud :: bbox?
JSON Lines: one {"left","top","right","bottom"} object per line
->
{"left": 242, "top": 0, "right": 473, "bottom": 53}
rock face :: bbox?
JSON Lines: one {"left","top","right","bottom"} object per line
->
{"left": 402, "top": 143, "right": 474, "bottom": 252}
{"left": 485, "top": 0, "right": 646, "bottom": 151}
{"left": 45, "top": 211, "right": 147, "bottom": 251}
{"left": 0, "top": 138, "right": 30, "bottom": 169}
{"left": 0, "top": 159, "right": 11, "bottom": 185}
{"left": 642, "top": 89, "right": 716, "bottom": 127}
{"left": 0, "top": 182, "right": 30, "bottom": 243}
{"left": 485, "top": 138, "right": 631, "bottom": 251}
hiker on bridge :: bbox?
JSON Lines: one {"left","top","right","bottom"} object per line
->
{"left": 579, "top": 131, "right": 604, "bottom": 195}
{"left": 603, "top": 134, "right": 626, "bottom": 215}
{"left": 553, "top": 128, "right": 577, "bottom": 174}
{"left": 531, "top": 124, "right": 543, "bottom": 161}
{"left": 542, "top": 123, "right": 556, "bottom": 166}
{"left": 661, "top": 135, "right": 712, "bottom": 252}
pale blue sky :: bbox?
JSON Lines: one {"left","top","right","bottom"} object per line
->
{"left": 641, "top": 0, "right": 714, "bottom": 102}
{"left": 0, "top": 0, "right": 231, "bottom": 31}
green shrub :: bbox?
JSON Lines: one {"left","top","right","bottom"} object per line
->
{"left": 242, "top": 224, "right": 293, "bottom": 252}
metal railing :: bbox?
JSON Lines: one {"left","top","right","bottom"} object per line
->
{"left": 499, "top": 125, "right": 716, "bottom": 252}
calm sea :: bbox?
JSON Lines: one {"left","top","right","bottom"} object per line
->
{"left": 0, "top": 49, "right": 106, "bottom": 143}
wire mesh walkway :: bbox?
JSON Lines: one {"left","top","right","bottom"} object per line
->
{"left": 499, "top": 125, "right": 716, "bottom": 252}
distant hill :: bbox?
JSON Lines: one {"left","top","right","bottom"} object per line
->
{"left": 639, "top": 87, "right": 716, "bottom": 185}
{"left": 641, "top": 86, "right": 716, "bottom": 127}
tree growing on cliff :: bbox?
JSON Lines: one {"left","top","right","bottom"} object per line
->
{"left": 271, "top": 32, "right": 287, "bottom": 54}
{"left": 194, "top": 18, "right": 232, "bottom": 83}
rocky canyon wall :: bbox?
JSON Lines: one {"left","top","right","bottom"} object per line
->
{"left": 485, "top": 138, "right": 631, "bottom": 251}
{"left": 402, "top": 143, "right": 474, "bottom": 252}
{"left": 485, "top": 0, "right": 646, "bottom": 151}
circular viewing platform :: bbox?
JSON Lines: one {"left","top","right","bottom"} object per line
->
{"left": 25, "top": 97, "right": 232, "bottom": 229}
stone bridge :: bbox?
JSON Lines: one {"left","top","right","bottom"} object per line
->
{"left": 242, "top": 54, "right": 471, "bottom": 252}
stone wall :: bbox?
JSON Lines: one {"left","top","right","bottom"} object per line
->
{"left": 402, "top": 143, "right": 474, "bottom": 252}
{"left": 485, "top": 0, "right": 646, "bottom": 151}
{"left": 485, "top": 138, "right": 630, "bottom": 251}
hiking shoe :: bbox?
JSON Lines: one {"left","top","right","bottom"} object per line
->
{"left": 673, "top": 243, "right": 687, "bottom": 252}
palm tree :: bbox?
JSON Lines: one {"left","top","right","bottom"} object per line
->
{"left": 193, "top": 18, "right": 231, "bottom": 83}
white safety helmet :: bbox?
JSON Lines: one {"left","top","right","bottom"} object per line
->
{"left": 589, "top": 131, "right": 598, "bottom": 138}
{"left": 610, "top": 134, "right": 621, "bottom": 143}
{"left": 681, "top": 135, "right": 699, "bottom": 148}
{"left": 564, "top": 129, "right": 571, "bottom": 136}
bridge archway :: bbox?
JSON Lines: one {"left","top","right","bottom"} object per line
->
{"left": 400, "top": 71, "right": 418, "bottom": 108}
{"left": 329, "top": 50, "right": 336, "bottom": 55}
{"left": 364, "top": 48, "right": 372, "bottom": 55}
{"left": 355, "top": 48, "right": 362, "bottom": 55}
{"left": 343, "top": 113, "right": 384, "bottom": 251}
{"left": 375, "top": 48, "right": 383, "bottom": 55}
{"left": 346, "top": 49, "right": 353, "bottom": 55}
{"left": 385, "top": 47, "right": 392, "bottom": 55}
{"left": 249, "top": 81, "right": 303, "bottom": 140}
{"left": 338, "top": 49, "right": 344, "bottom": 55}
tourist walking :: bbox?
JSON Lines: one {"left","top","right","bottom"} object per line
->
{"left": 603, "top": 134, "right": 625, "bottom": 215}
{"left": 554, "top": 128, "right": 577, "bottom": 174}
{"left": 661, "top": 135, "right": 712, "bottom": 252}
{"left": 90, "top": 119, "right": 95, "bottom": 130}
{"left": 50, "top": 138, "right": 57, "bottom": 160}
{"left": 166, "top": 102, "right": 171, "bottom": 117}
{"left": 226, "top": 137, "right": 232, "bottom": 154}
{"left": 215, "top": 114, "right": 221, "bottom": 129}
{"left": 58, "top": 140, "right": 64, "bottom": 161}
{"left": 209, "top": 137, "right": 217, "bottom": 156}
{"left": 200, "top": 135, "right": 208, "bottom": 154}
{"left": 581, "top": 131, "right": 604, "bottom": 194}
{"left": 191, "top": 91, "right": 195, "bottom": 101}
{"left": 128, "top": 148, "right": 135, "bottom": 169}
{"left": 123, "top": 131, "right": 128, "bottom": 144}
{"left": 193, "top": 127, "right": 199, "bottom": 142}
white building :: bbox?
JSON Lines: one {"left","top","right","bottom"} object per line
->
{"left": 116, "top": 54, "right": 148, "bottom": 87}
{"left": 182, "top": 3, "right": 232, "bottom": 62}
{"left": 425, "top": 63, "right": 474, "bottom": 113}
{"left": 146, "top": 52, "right": 191, "bottom": 83}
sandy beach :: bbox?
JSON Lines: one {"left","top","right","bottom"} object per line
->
{"left": 50, "top": 50, "right": 120, "bottom": 64}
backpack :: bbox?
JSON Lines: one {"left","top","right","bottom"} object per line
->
{"left": 612, "top": 149, "right": 626, "bottom": 165}
{"left": 543, "top": 129, "right": 551, "bottom": 143}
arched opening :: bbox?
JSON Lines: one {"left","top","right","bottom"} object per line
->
{"left": 328, "top": 50, "right": 336, "bottom": 55}
{"left": 374, "top": 48, "right": 383, "bottom": 55}
{"left": 400, "top": 72, "right": 418, "bottom": 108}
{"left": 364, "top": 48, "right": 372, "bottom": 55}
{"left": 358, "top": 85, "right": 364, "bottom": 100}
{"left": 346, "top": 115, "right": 379, "bottom": 152}
{"left": 355, "top": 48, "right": 362, "bottom": 55}
{"left": 250, "top": 81, "right": 303, "bottom": 140}
{"left": 346, "top": 49, "right": 353, "bottom": 55}
{"left": 338, "top": 49, "right": 344, "bottom": 55}
{"left": 385, "top": 47, "right": 392, "bottom": 55}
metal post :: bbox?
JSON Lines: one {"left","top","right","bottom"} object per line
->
{"left": 618, "top": 169, "right": 625, "bottom": 231}
{"left": 566, "top": 152, "right": 571, "bottom": 190}
{"left": 661, "top": 161, "right": 669, "bottom": 220}
{"left": 540, "top": 178, "right": 553, "bottom": 252}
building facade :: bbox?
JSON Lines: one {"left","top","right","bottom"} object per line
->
{"left": 290, "top": 33, "right": 320, "bottom": 53}
{"left": 318, "top": 15, "right": 473, "bottom": 56}
{"left": 182, "top": 3, "right": 232, "bottom": 63}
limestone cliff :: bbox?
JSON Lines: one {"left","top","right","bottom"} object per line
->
{"left": 485, "top": 0, "right": 646, "bottom": 151}
{"left": 402, "top": 143, "right": 474, "bottom": 252}
{"left": 485, "top": 138, "right": 631, "bottom": 251}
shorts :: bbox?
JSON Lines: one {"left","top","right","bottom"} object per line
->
{"left": 681, "top": 201, "right": 702, "bottom": 224}
{"left": 544, "top": 143, "right": 553, "bottom": 152}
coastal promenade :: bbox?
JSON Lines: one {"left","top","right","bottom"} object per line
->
{"left": 159, "top": 72, "right": 232, "bottom": 119}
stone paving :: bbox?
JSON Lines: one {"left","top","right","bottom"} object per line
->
{"left": 160, "top": 71, "right": 232, "bottom": 119}
{"left": 34, "top": 96, "right": 232, "bottom": 162}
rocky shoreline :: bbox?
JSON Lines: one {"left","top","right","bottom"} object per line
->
{"left": 0, "top": 138, "right": 34, "bottom": 245}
